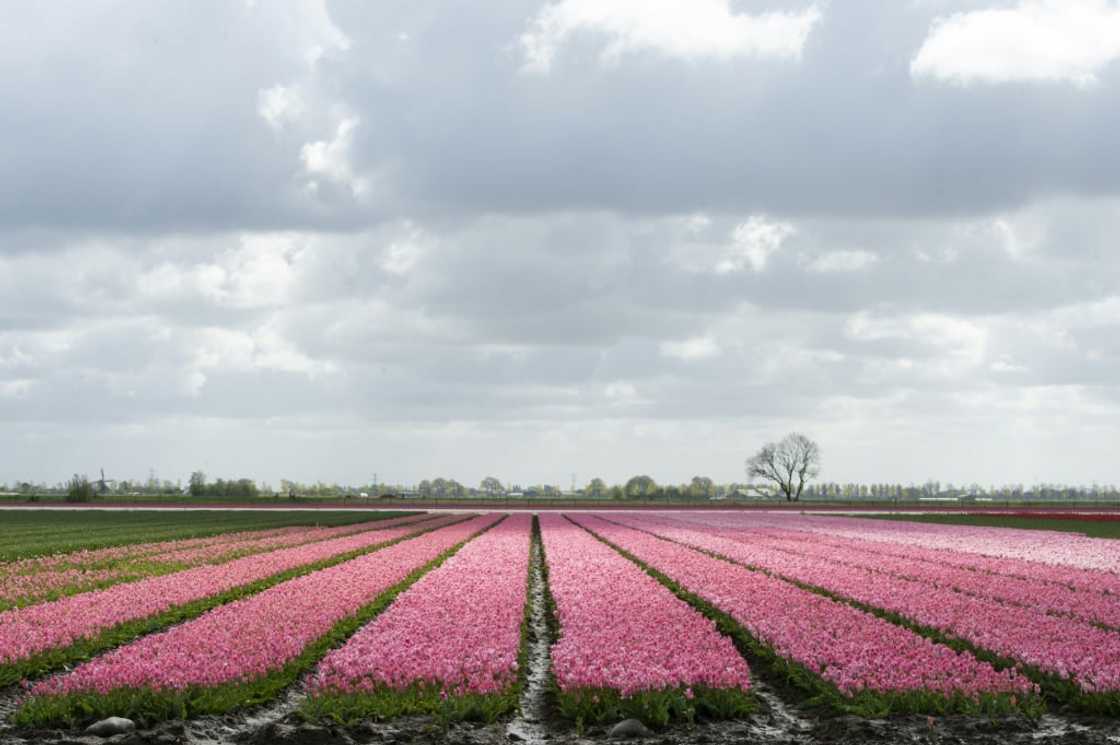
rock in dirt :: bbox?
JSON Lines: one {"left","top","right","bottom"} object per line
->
{"left": 608, "top": 719, "right": 652, "bottom": 739}
{"left": 83, "top": 718, "right": 136, "bottom": 737}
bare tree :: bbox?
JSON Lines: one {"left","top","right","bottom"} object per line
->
{"left": 746, "top": 433, "right": 821, "bottom": 501}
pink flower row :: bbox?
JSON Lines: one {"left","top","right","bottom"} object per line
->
{"left": 31, "top": 516, "right": 500, "bottom": 697}
{"left": 0, "top": 515, "right": 430, "bottom": 610}
{"left": 619, "top": 514, "right": 1120, "bottom": 694}
{"left": 702, "top": 523, "right": 1120, "bottom": 630}
{"left": 540, "top": 514, "right": 751, "bottom": 699}
{"left": 727, "top": 515, "right": 1120, "bottom": 597}
{"left": 575, "top": 514, "right": 1034, "bottom": 700}
{"left": 0, "top": 514, "right": 452, "bottom": 667}
{"left": 310, "top": 515, "right": 532, "bottom": 700}
{"left": 720, "top": 512, "right": 1120, "bottom": 578}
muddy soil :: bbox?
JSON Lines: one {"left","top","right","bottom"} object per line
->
{"left": 5, "top": 698, "right": 1120, "bottom": 745}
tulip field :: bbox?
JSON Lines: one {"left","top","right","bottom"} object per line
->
{"left": 3, "top": 509, "right": 1120, "bottom": 736}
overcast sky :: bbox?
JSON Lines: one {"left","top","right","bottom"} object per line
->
{"left": 3, "top": 0, "right": 1120, "bottom": 488}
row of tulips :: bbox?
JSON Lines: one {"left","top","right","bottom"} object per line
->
{"left": 539, "top": 514, "right": 753, "bottom": 727}
{"left": 0, "top": 514, "right": 454, "bottom": 685}
{"left": 572, "top": 514, "right": 1038, "bottom": 716}
{"left": 679, "top": 512, "right": 1120, "bottom": 596}
{"left": 687, "top": 523, "right": 1120, "bottom": 629}
{"left": 739, "top": 513, "right": 1120, "bottom": 574}
{"left": 0, "top": 514, "right": 430, "bottom": 611}
{"left": 617, "top": 513, "right": 1120, "bottom": 711}
{"left": 304, "top": 515, "right": 533, "bottom": 722}
{"left": 16, "top": 515, "right": 501, "bottom": 727}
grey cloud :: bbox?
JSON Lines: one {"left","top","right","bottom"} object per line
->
{"left": 2, "top": 1, "right": 1120, "bottom": 486}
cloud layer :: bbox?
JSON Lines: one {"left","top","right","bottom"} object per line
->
{"left": 2, "top": 1, "right": 1119, "bottom": 487}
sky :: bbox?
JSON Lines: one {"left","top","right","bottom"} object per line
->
{"left": 2, "top": 0, "right": 1120, "bottom": 489}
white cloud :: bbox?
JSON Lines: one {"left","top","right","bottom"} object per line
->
{"left": 845, "top": 311, "right": 988, "bottom": 373}
{"left": 521, "top": 0, "right": 822, "bottom": 72}
{"left": 806, "top": 249, "right": 878, "bottom": 273}
{"left": 717, "top": 215, "right": 795, "bottom": 273}
{"left": 257, "top": 85, "right": 305, "bottom": 130}
{"left": 139, "top": 235, "right": 300, "bottom": 310}
{"left": 912, "top": 0, "right": 1120, "bottom": 87}
{"left": 191, "top": 325, "right": 335, "bottom": 378}
{"left": 300, "top": 117, "right": 369, "bottom": 198}
{"left": 660, "top": 336, "right": 721, "bottom": 360}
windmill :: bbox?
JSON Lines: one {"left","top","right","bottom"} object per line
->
{"left": 96, "top": 468, "right": 117, "bottom": 494}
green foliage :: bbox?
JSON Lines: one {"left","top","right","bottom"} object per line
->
{"left": 65, "top": 475, "right": 94, "bottom": 503}
{"left": 0, "top": 510, "right": 414, "bottom": 562}
{"left": 556, "top": 685, "right": 753, "bottom": 730}
{"left": 623, "top": 475, "right": 658, "bottom": 500}
{"left": 186, "top": 472, "right": 258, "bottom": 499}
{"left": 303, "top": 685, "right": 518, "bottom": 725}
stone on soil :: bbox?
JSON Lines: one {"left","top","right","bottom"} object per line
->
{"left": 83, "top": 718, "right": 136, "bottom": 737}
{"left": 608, "top": 719, "right": 652, "bottom": 739}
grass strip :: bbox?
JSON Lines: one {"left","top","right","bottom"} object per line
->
{"left": 0, "top": 511, "right": 416, "bottom": 562}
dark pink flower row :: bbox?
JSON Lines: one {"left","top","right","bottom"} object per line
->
{"left": 619, "top": 514, "right": 1120, "bottom": 694}
{"left": 0, "top": 515, "right": 430, "bottom": 610}
{"left": 0, "top": 514, "right": 452, "bottom": 667}
{"left": 310, "top": 515, "right": 532, "bottom": 699}
{"left": 541, "top": 515, "right": 751, "bottom": 698}
{"left": 30, "top": 516, "right": 500, "bottom": 696}
{"left": 680, "top": 512, "right": 1120, "bottom": 596}
{"left": 742, "top": 513, "right": 1120, "bottom": 575}
{"left": 691, "top": 523, "right": 1120, "bottom": 630}
{"left": 575, "top": 514, "right": 1034, "bottom": 700}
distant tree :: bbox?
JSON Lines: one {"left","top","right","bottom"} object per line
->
{"left": 480, "top": 477, "right": 504, "bottom": 496}
{"left": 66, "top": 474, "right": 94, "bottom": 503}
{"left": 745, "top": 433, "right": 821, "bottom": 502}
{"left": 688, "top": 476, "right": 715, "bottom": 500}
{"left": 623, "top": 475, "right": 658, "bottom": 500}
{"left": 586, "top": 477, "right": 607, "bottom": 499}
{"left": 607, "top": 485, "right": 624, "bottom": 501}
{"left": 189, "top": 471, "right": 206, "bottom": 497}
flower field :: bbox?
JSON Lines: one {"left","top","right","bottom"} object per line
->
{"left": 611, "top": 512, "right": 1120, "bottom": 712}
{"left": 304, "top": 514, "right": 533, "bottom": 722}
{"left": 572, "top": 514, "right": 1036, "bottom": 716}
{"left": 16, "top": 515, "right": 500, "bottom": 725}
{"left": 0, "top": 513, "right": 431, "bottom": 611}
{"left": 539, "top": 514, "right": 753, "bottom": 726}
{"left": 0, "top": 513, "right": 456, "bottom": 686}
{"left": 4, "top": 509, "right": 1120, "bottom": 735}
